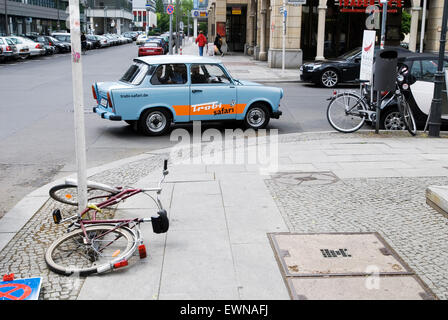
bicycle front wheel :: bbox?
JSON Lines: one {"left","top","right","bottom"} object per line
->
{"left": 402, "top": 101, "right": 417, "bottom": 136}
{"left": 49, "top": 184, "right": 117, "bottom": 206}
{"left": 327, "top": 93, "right": 367, "bottom": 133}
{"left": 45, "top": 225, "right": 136, "bottom": 276}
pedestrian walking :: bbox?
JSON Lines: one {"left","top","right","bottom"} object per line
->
{"left": 195, "top": 31, "right": 207, "bottom": 56}
{"left": 214, "top": 33, "right": 224, "bottom": 57}
{"left": 81, "top": 32, "right": 87, "bottom": 55}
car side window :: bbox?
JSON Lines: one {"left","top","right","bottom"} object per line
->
{"left": 190, "top": 64, "right": 231, "bottom": 85}
{"left": 151, "top": 64, "right": 187, "bottom": 85}
{"left": 410, "top": 61, "right": 422, "bottom": 81}
{"left": 0, "top": 39, "right": 3, "bottom": 44}
{"left": 421, "top": 60, "right": 439, "bottom": 82}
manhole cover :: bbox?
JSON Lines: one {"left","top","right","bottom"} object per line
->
{"left": 268, "top": 232, "right": 437, "bottom": 300}
{"left": 270, "top": 171, "right": 339, "bottom": 187}
{"left": 288, "top": 276, "right": 436, "bottom": 300}
{"left": 269, "top": 232, "right": 411, "bottom": 277}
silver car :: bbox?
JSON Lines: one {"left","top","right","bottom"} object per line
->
{"left": 0, "top": 37, "right": 19, "bottom": 61}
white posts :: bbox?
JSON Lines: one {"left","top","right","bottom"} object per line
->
{"left": 282, "top": 0, "right": 286, "bottom": 72}
{"left": 193, "top": 18, "right": 198, "bottom": 40}
{"left": 420, "top": 0, "right": 427, "bottom": 53}
{"left": 68, "top": 0, "right": 87, "bottom": 215}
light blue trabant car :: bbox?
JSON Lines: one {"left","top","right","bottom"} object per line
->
{"left": 92, "top": 55, "right": 283, "bottom": 135}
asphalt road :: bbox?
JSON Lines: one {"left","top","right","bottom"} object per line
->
{"left": 0, "top": 43, "right": 336, "bottom": 218}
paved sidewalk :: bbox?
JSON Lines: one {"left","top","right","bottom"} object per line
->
{"left": 1, "top": 130, "right": 448, "bottom": 299}
{"left": 179, "top": 38, "right": 301, "bottom": 82}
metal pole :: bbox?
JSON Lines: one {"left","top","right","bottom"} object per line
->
{"left": 282, "top": 0, "right": 286, "bottom": 73}
{"left": 376, "top": 0, "right": 387, "bottom": 134}
{"left": 169, "top": 13, "right": 173, "bottom": 54}
{"left": 428, "top": 0, "right": 448, "bottom": 137}
{"left": 67, "top": 0, "right": 88, "bottom": 214}
{"left": 420, "top": 0, "right": 427, "bottom": 53}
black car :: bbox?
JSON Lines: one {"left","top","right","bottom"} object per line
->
{"left": 300, "top": 46, "right": 411, "bottom": 88}
{"left": 86, "top": 35, "right": 101, "bottom": 49}
{"left": 25, "top": 35, "right": 55, "bottom": 55}
{"left": 123, "top": 32, "right": 138, "bottom": 41}
{"left": 46, "top": 36, "right": 70, "bottom": 53}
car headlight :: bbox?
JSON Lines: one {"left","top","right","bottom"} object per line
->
{"left": 299, "top": 65, "right": 303, "bottom": 72}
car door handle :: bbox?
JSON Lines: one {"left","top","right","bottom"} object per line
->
{"left": 192, "top": 89, "right": 203, "bottom": 93}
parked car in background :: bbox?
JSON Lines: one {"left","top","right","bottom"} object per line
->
{"left": 138, "top": 41, "right": 164, "bottom": 56}
{"left": 136, "top": 33, "right": 148, "bottom": 45}
{"left": 45, "top": 36, "right": 70, "bottom": 53}
{"left": 96, "top": 35, "right": 110, "bottom": 48}
{"left": 51, "top": 32, "right": 71, "bottom": 44}
{"left": 300, "top": 46, "right": 411, "bottom": 88}
{"left": 104, "top": 34, "right": 118, "bottom": 46}
{"left": 92, "top": 55, "right": 283, "bottom": 135}
{"left": 7, "top": 36, "right": 30, "bottom": 59}
{"left": 18, "top": 36, "right": 46, "bottom": 57}
{"left": 86, "top": 35, "right": 101, "bottom": 49}
{"left": 25, "top": 35, "right": 55, "bottom": 55}
{"left": 123, "top": 32, "right": 138, "bottom": 41}
{"left": 0, "top": 37, "right": 19, "bottom": 61}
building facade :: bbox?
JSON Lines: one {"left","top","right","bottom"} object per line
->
{"left": 0, "top": 0, "right": 70, "bottom": 35}
{"left": 132, "top": 0, "right": 157, "bottom": 32}
{"left": 85, "top": 0, "right": 134, "bottom": 34}
{"left": 207, "top": 0, "right": 448, "bottom": 68}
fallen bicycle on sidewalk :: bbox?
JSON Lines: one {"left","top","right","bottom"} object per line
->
{"left": 45, "top": 160, "right": 170, "bottom": 276}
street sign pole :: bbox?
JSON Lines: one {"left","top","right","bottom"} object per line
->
{"left": 376, "top": 0, "right": 388, "bottom": 134}
{"left": 428, "top": 0, "right": 448, "bottom": 137}
{"left": 169, "top": 13, "right": 173, "bottom": 54}
{"left": 282, "top": 0, "right": 286, "bottom": 73}
{"left": 68, "top": 0, "right": 88, "bottom": 214}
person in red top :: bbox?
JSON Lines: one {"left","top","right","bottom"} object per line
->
{"left": 195, "top": 31, "right": 208, "bottom": 56}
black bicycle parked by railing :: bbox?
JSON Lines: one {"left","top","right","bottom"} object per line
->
{"left": 326, "top": 64, "right": 417, "bottom": 136}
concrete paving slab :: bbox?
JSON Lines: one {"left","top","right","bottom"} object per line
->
{"left": 158, "top": 229, "right": 239, "bottom": 300}
{"left": 269, "top": 233, "right": 412, "bottom": 277}
{"left": 426, "top": 185, "right": 448, "bottom": 218}
{"left": 288, "top": 276, "right": 435, "bottom": 300}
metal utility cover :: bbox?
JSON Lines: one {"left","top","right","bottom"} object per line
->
{"left": 288, "top": 276, "right": 436, "bottom": 300}
{"left": 269, "top": 232, "right": 413, "bottom": 277}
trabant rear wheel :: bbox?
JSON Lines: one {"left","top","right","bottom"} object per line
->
{"left": 244, "top": 104, "right": 270, "bottom": 130}
{"left": 139, "top": 108, "right": 171, "bottom": 136}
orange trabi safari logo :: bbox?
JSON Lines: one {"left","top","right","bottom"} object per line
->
{"left": 191, "top": 101, "right": 235, "bottom": 115}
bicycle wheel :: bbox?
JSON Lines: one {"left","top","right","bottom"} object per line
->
{"left": 402, "top": 101, "right": 417, "bottom": 136}
{"left": 327, "top": 93, "right": 367, "bottom": 133}
{"left": 45, "top": 224, "right": 136, "bottom": 276}
{"left": 49, "top": 184, "right": 117, "bottom": 206}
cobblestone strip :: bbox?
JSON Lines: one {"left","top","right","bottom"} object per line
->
{"left": 0, "top": 153, "right": 165, "bottom": 300}
{"left": 265, "top": 175, "right": 448, "bottom": 300}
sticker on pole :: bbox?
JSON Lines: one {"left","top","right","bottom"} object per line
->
{"left": 0, "top": 277, "right": 42, "bottom": 300}
{"left": 167, "top": 4, "right": 175, "bottom": 15}
{"left": 359, "top": 30, "right": 376, "bottom": 81}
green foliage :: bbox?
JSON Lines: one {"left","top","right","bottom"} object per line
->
{"left": 401, "top": 10, "right": 411, "bottom": 35}
{"left": 156, "top": 0, "right": 164, "bottom": 14}
{"left": 156, "top": 0, "right": 194, "bottom": 33}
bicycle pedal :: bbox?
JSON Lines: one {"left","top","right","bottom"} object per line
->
{"left": 52, "top": 209, "right": 62, "bottom": 224}
{"left": 138, "top": 244, "right": 147, "bottom": 259}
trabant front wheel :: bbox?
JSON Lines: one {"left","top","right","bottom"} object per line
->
{"left": 244, "top": 104, "right": 270, "bottom": 130}
{"left": 139, "top": 108, "right": 172, "bottom": 136}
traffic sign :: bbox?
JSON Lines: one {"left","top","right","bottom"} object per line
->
{"left": 167, "top": 4, "right": 175, "bottom": 15}
{"left": 0, "top": 277, "right": 42, "bottom": 300}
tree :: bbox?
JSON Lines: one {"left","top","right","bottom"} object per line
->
{"left": 156, "top": 0, "right": 165, "bottom": 14}
{"left": 401, "top": 10, "right": 411, "bottom": 36}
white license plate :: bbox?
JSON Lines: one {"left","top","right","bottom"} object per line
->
{"left": 100, "top": 98, "right": 108, "bottom": 107}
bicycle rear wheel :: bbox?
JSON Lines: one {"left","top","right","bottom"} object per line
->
{"left": 45, "top": 224, "right": 136, "bottom": 276}
{"left": 327, "top": 93, "right": 367, "bottom": 133}
{"left": 402, "top": 101, "right": 417, "bottom": 136}
{"left": 49, "top": 184, "right": 117, "bottom": 206}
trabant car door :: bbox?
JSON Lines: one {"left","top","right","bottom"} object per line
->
{"left": 189, "top": 64, "right": 237, "bottom": 121}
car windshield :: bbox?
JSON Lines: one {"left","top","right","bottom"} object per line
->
{"left": 120, "top": 62, "right": 153, "bottom": 85}
{"left": 37, "top": 36, "right": 45, "bottom": 42}
{"left": 145, "top": 42, "right": 159, "bottom": 47}
{"left": 338, "top": 47, "right": 361, "bottom": 60}
{"left": 10, "top": 37, "right": 22, "bottom": 44}
{"left": 48, "top": 37, "right": 60, "bottom": 43}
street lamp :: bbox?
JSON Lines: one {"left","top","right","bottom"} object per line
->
{"left": 428, "top": 0, "right": 448, "bottom": 137}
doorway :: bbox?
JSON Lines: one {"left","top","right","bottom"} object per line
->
{"left": 225, "top": 5, "right": 247, "bottom": 52}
